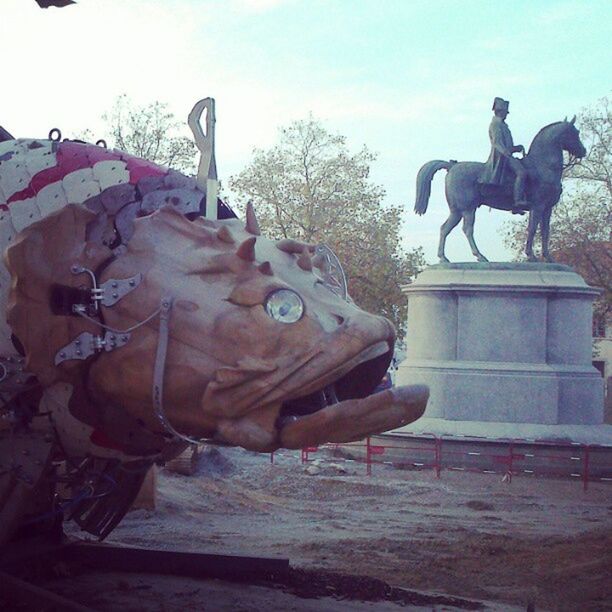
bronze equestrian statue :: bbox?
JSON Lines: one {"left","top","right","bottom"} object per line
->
{"left": 414, "top": 98, "right": 586, "bottom": 262}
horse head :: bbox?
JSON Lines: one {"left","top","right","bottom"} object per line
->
{"left": 560, "top": 115, "right": 587, "bottom": 159}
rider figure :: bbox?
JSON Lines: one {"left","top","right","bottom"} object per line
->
{"left": 480, "top": 97, "right": 528, "bottom": 214}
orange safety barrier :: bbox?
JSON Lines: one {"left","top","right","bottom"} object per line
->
{"left": 269, "top": 435, "right": 612, "bottom": 490}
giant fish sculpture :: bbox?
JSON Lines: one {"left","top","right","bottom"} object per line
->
{"left": 0, "top": 108, "right": 428, "bottom": 544}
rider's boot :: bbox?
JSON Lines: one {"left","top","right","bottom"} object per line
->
{"left": 512, "top": 200, "right": 529, "bottom": 215}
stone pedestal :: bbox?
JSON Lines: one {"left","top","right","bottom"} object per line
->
{"left": 396, "top": 263, "right": 611, "bottom": 444}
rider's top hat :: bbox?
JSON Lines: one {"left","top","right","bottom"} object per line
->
{"left": 492, "top": 97, "right": 509, "bottom": 112}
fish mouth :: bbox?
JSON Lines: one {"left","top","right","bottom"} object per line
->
{"left": 273, "top": 342, "right": 429, "bottom": 450}
{"left": 213, "top": 330, "right": 429, "bottom": 452}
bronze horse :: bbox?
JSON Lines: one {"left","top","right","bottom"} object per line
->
{"left": 415, "top": 118, "right": 586, "bottom": 262}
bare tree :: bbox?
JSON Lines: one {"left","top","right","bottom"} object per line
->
{"left": 102, "top": 95, "right": 197, "bottom": 174}
{"left": 230, "top": 117, "right": 425, "bottom": 337}
{"left": 502, "top": 96, "right": 611, "bottom": 320}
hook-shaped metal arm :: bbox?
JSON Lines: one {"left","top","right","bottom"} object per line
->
{"left": 188, "top": 97, "right": 215, "bottom": 153}
{"left": 188, "top": 97, "right": 218, "bottom": 219}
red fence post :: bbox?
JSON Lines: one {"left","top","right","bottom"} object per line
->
{"left": 507, "top": 441, "right": 514, "bottom": 484}
{"left": 434, "top": 436, "right": 442, "bottom": 478}
{"left": 583, "top": 445, "right": 590, "bottom": 492}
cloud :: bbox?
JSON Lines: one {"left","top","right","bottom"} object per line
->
{"left": 535, "top": 1, "right": 582, "bottom": 24}
{"left": 228, "top": 0, "right": 293, "bottom": 14}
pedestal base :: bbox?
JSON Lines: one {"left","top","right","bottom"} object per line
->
{"left": 397, "top": 263, "right": 605, "bottom": 429}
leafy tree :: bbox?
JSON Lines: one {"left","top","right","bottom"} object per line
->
{"left": 229, "top": 117, "right": 425, "bottom": 337}
{"left": 502, "top": 96, "right": 611, "bottom": 321}
{"left": 101, "top": 94, "right": 197, "bottom": 174}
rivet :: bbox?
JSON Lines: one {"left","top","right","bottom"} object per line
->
{"left": 75, "top": 339, "right": 81, "bottom": 346}
{"left": 129, "top": 279, "right": 136, "bottom": 287}
{"left": 112, "top": 292, "right": 118, "bottom": 299}
{"left": 76, "top": 350, "right": 82, "bottom": 356}
{"left": 112, "top": 282, "right": 118, "bottom": 288}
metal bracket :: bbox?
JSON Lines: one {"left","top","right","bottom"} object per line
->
{"left": 0, "top": 429, "right": 54, "bottom": 487}
{"left": 0, "top": 355, "right": 29, "bottom": 393}
{"left": 55, "top": 331, "right": 131, "bottom": 365}
{"left": 99, "top": 273, "right": 143, "bottom": 307}
{"left": 314, "top": 244, "right": 349, "bottom": 302}
{"left": 70, "top": 265, "right": 142, "bottom": 312}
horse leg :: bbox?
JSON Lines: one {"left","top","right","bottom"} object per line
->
{"left": 541, "top": 207, "right": 555, "bottom": 262}
{"left": 525, "top": 207, "right": 543, "bottom": 261}
{"left": 438, "top": 209, "right": 462, "bottom": 263}
{"left": 462, "top": 209, "right": 488, "bottom": 262}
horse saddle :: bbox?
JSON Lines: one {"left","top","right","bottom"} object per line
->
{"left": 477, "top": 178, "right": 530, "bottom": 213}
{"left": 478, "top": 182, "right": 512, "bottom": 200}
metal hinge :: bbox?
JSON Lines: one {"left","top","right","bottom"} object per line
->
{"left": 0, "top": 355, "right": 30, "bottom": 393}
{"left": 55, "top": 331, "right": 131, "bottom": 365}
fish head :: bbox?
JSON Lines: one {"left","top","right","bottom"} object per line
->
{"left": 87, "top": 205, "right": 427, "bottom": 451}
{"left": 2, "top": 138, "right": 428, "bottom": 457}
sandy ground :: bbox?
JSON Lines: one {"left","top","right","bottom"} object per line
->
{"left": 44, "top": 446, "right": 612, "bottom": 610}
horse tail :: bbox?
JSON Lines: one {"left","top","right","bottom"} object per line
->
{"left": 0, "top": 126, "right": 14, "bottom": 142}
{"left": 414, "top": 160, "right": 457, "bottom": 215}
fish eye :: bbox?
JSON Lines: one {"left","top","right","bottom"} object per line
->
{"left": 265, "top": 289, "right": 304, "bottom": 324}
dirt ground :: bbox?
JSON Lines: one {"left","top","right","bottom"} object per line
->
{"left": 46, "top": 446, "right": 612, "bottom": 610}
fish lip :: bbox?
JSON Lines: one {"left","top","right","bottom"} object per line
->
{"left": 277, "top": 384, "right": 430, "bottom": 449}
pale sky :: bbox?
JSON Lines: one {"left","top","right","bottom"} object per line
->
{"left": 2, "top": 0, "right": 610, "bottom": 263}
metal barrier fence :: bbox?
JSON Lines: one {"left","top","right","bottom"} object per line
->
{"left": 271, "top": 434, "right": 612, "bottom": 491}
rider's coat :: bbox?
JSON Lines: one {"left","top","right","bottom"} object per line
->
{"left": 480, "top": 115, "right": 515, "bottom": 185}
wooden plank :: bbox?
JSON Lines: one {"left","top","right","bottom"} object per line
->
{"left": 64, "top": 542, "right": 290, "bottom": 583}
{"left": 0, "top": 570, "right": 95, "bottom": 612}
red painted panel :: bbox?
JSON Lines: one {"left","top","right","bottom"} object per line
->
{"left": 122, "top": 154, "right": 167, "bottom": 184}
{"left": 85, "top": 144, "right": 122, "bottom": 165}
{"left": 56, "top": 141, "right": 96, "bottom": 174}
{"left": 8, "top": 141, "right": 168, "bottom": 205}
{"left": 6, "top": 185, "right": 36, "bottom": 203}
{"left": 28, "top": 164, "right": 65, "bottom": 195}
{"left": 90, "top": 428, "right": 125, "bottom": 451}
